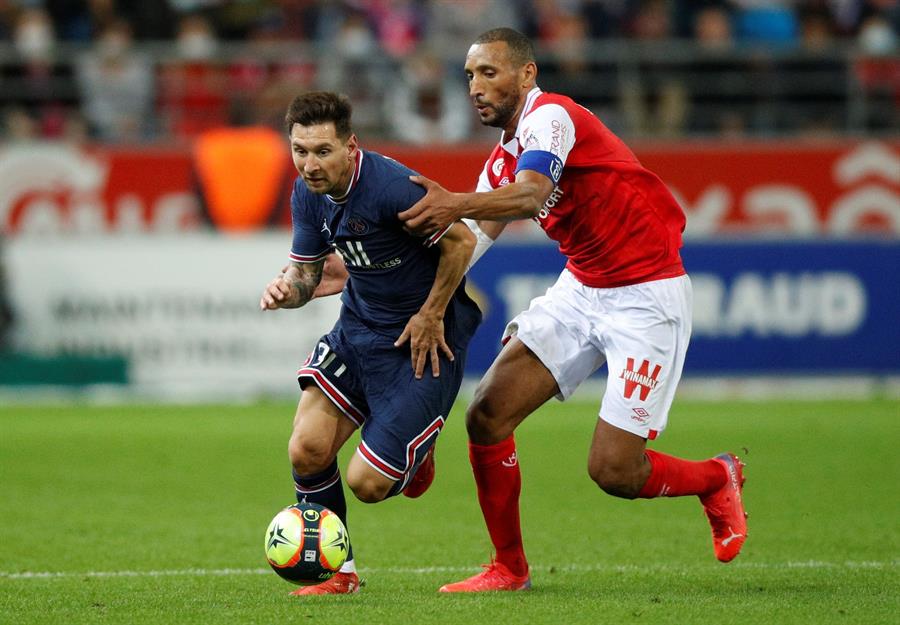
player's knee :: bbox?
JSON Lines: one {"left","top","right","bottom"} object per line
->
{"left": 588, "top": 458, "right": 640, "bottom": 499}
{"left": 288, "top": 436, "right": 332, "bottom": 475}
{"left": 465, "top": 391, "right": 510, "bottom": 445}
{"left": 346, "top": 474, "right": 390, "bottom": 504}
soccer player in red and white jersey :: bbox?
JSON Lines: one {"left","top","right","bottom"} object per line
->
{"left": 399, "top": 27, "right": 748, "bottom": 593}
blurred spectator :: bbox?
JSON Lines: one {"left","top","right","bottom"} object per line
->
{"left": 620, "top": 0, "right": 688, "bottom": 137}
{"left": 686, "top": 5, "right": 752, "bottom": 136}
{"left": 536, "top": 9, "right": 621, "bottom": 124}
{"left": 44, "top": 0, "right": 117, "bottom": 41}
{"left": 316, "top": 9, "right": 386, "bottom": 136}
{"left": 213, "top": 0, "right": 275, "bottom": 39}
{"left": 730, "top": 0, "right": 799, "bottom": 46}
{"left": 1, "top": 7, "right": 81, "bottom": 138}
{"left": 367, "top": 0, "right": 424, "bottom": 58}
{"left": 775, "top": 7, "right": 847, "bottom": 133}
{"left": 119, "top": 0, "right": 178, "bottom": 40}
{"left": 241, "top": 0, "right": 319, "bottom": 41}
{"left": 855, "top": 11, "right": 900, "bottom": 131}
{"left": 384, "top": 48, "right": 471, "bottom": 144}
{"left": 425, "top": 0, "right": 523, "bottom": 55}
{"left": 0, "top": 0, "right": 893, "bottom": 142}
{"left": 157, "top": 13, "right": 229, "bottom": 139}
{"left": 695, "top": 3, "right": 735, "bottom": 49}
{"left": 76, "top": 19, "right": 155, "bottom": 141}
{"left": 578, "top": 0, "right": 633, "bottom": 38}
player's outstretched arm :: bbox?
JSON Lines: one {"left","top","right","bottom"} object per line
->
{"left": 400, "top": 171, "right": 554, "bottom": 236}
{"left": 394, "top": 222, "right": 476, "bottom": 379}
{"left": 259, "top": 260, "right": 324, "bottom": 310}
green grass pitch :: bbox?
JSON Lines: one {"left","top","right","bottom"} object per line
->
{"left": 1, "top": 398, "right": 897, "bottom": 625}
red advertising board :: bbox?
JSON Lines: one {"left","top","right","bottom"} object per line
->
{"left": 1, "top": 139, "right": 897, "bottom": 237}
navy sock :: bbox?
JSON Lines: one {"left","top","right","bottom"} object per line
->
{"left": 292, "top": 460, "right": 354, "bottom": 561}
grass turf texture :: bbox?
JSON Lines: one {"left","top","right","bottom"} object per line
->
{"left": 1, "top": 399, "right": 897, "bottom": 625}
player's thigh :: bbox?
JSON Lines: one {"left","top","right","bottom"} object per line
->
{"left": 597, "top": 275, "right": 691, "bottom": 442}
{"left": 289, "top": 386, "right": 359, "bottom": 472}
{"left": 354, "top": 344, "right": 461, "bottom": 489}
{"left": 467, "top": 336, "right": 561, "bottom": 443}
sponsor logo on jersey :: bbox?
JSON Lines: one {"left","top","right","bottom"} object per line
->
{"left": 549, "top": 157, "right": 563, "bottom": 183}
{"left": 535, "top": 185, "right": 564, "bottom": 221}
{"left": 619, "top": 358, "right": 662, "bottom": 401}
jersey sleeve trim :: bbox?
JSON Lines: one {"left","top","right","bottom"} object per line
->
{"left": 289, "top": 248, "right": 331, "bottom": 263}
{"left": 423, "top": 223, "right": 453, "bottom": 247}
{"left": 515, "top": 150, "right": 564, "bottom": 184}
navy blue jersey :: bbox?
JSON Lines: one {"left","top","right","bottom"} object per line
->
{"left": 289, "top": 149, "right": 466, "bottom": 329}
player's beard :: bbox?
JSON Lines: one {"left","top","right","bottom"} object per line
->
{"left": 476, "top": 91, "right": 519, "bottom": 129}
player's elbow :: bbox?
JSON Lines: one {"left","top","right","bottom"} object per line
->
{"left": 458, "top": 222, "right": 477, "bottom": 256}
{"left": 441, "top": 221, "right": 477, "bottom": 258}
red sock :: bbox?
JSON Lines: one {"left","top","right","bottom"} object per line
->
{"left": 468, "top": 435, "right": 528, "bottom": 577}
{"left": 637, "top": 449, "right": 727, "bottom": 498}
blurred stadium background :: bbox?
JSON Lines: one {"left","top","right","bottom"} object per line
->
{"left": 0, "top": 0, "right": 897, "bottom": 400}
{"left": 1, "top": 2, "right": 898, "bottom": 623}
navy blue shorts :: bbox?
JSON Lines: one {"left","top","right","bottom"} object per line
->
{"left": 297, "top": 302, "right": 478, "bottom": 490}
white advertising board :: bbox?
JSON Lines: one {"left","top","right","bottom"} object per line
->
{"left": 5, "top": 233, "right": 342, "bottom": 397}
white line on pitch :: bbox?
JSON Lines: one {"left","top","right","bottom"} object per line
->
{"left": 1, "top": 561, "right": 895, "bottom": 581}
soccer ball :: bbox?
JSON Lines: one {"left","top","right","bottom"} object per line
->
{"left": 264, "top": 502, "right": 350, "bottom": 585}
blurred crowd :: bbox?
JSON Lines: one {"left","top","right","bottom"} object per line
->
{"left": 0, "top": 0, "right": 897, "bottom": 143}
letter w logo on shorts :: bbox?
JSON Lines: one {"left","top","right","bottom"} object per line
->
{"left": 619, "top": 358, "right": 662, "bottom": 401}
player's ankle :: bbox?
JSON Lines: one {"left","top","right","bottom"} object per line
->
{"left": 496, "top": 552, "right": 529, "bottom": 578}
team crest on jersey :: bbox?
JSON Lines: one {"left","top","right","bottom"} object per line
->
{"left": 347, "top": 217, "right": 369, "bottom": 235}
{"left": 491, "top": 158, "right": 505, "bottom": 177}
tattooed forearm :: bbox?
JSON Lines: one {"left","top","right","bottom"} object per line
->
{"left": 285, "top": 260, "right": 324, "bottom": 308}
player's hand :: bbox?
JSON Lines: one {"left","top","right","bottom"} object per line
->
{"left": 394, "top": 311, "right": 455, "bottom": 379}
{"left": 399, "top": 175, "right": 461, "bottom": 236}
{"left": 312, "top": 253, "right": 348, "bottom": 298}
{"left": 260, "top": 271, "right": 297, "bottom": 310}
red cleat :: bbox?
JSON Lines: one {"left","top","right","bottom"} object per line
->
{"left": 403, "top": 446, "right": 435, "bottom": 499}
{"left": 289, "top": 572, "right": 360, "bottom": 596}
{"left": 439, "top": 560, "right": 531, "bottom": 593}
{"left": 700, "top": 453, "right": 748, "bottom": 563}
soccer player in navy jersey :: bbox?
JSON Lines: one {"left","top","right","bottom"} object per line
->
{"left": 259, "top": 91, "right": 481, "bottom": 596}
{"left": 399, "top": 28, "right": 748, "bottom": 592}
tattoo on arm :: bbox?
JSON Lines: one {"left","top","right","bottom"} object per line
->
{"left": 287, "top": 260, "right": 324, "bottom": 308}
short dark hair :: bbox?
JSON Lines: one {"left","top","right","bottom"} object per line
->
{"left": 284, "top": 91, "right": 353, "bottom": 139}
{"left": 474, "top": 27, "right": 535, "bottom": 67}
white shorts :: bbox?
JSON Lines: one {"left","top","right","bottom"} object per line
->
{"left": 503, "top": 270, "right": 692, "bottom": 440}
